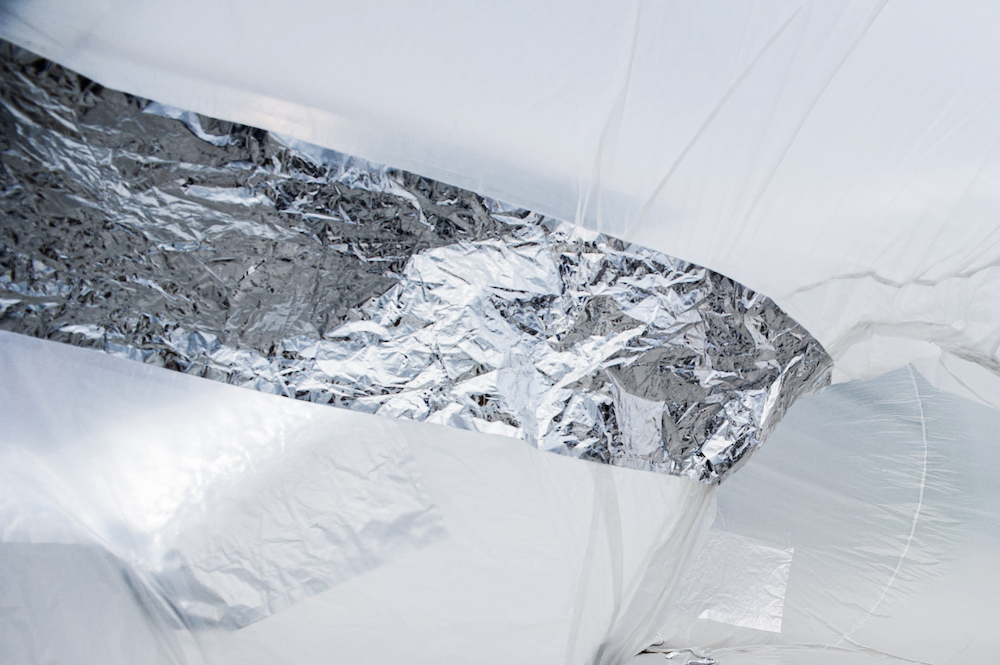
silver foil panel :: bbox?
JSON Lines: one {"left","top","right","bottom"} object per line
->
{"left": 0, "top": 41, "right": 832, "bottom": 483}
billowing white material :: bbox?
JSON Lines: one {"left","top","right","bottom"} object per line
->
{"left": 0, "top": 332, "right": 714, "bottom": 665}
{"left": 4, "top": 0, "right": 1000, "bottom": 408}
{"left": 0, "top": 335, "right": 446, "bottom": 630}
{"left": 4, "top": 3, "right": 1000, "bottom": 662}
{"left": 641, "top": 366, "right": 1000, "bottom": 663}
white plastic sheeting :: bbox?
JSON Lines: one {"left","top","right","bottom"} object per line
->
{"left": 4, "top": 0, "right": 1000, "bottom": 409}
{"left": 3, "top": 2, "right": 1000, "bottom": 663}
{"left": 0, "top": 331, "right": 714, "bottom": 665}
{"left": 7, "top": 331, "right": 998, "bottom": 665}
{"left": 635, "top": 365, "right": 1000, "bottom": 663}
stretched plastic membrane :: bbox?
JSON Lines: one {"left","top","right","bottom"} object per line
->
{"left": 2, "top": 1, "right": 1000, "bottom": 663}
{"left": 0, "top": 331, "right": 715, "bottom": 665}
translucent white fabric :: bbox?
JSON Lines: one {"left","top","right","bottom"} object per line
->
{"left": 634, "top": 366, "right": 1000, "bottom": 663}
{"left": 0, "top": 332, "right": 713, "bottom": 665}
{"left": 4, "top": 3, "right": 1000, "bottom": 662}
{"left": 4, "top": 0, "right": 1000, "bottom": 407}
{"left": 7, "top": 338, "right": 997, "bottom": 664}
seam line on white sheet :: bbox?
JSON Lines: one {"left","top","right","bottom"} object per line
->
{"left": 836, "top": 364, "right": 929, "bottom": 645}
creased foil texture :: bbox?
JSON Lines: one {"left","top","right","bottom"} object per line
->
{"left": 0, "top": 42, "right": 831, "bottom": 483}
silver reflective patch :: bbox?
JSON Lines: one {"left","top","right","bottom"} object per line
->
{"left": 0, "top": 42, "right": 831, "bottom": 483}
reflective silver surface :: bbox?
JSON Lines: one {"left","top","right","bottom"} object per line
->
{"left": 0, "top": 42, "right": 831, "bottom": 483}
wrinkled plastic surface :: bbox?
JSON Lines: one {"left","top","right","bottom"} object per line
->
{"left": 0, "top": 331, "right": 715, "bottom": 665}
{"left": 2, "top": 1, "right": 999, "bottom": 409}
{"left": 2, "top": 3, "right": 1000, "bottom": 663}
{"left": 671, "top": 530, "right": 792, "bottom": 634}
{"left": 0, "top": 331, "right": 447, "bottom": 631}
{"left": 0, "top": 44, "right": 830, "bottom": 483}
{"left": 637, "top": 366, "right": 1000, "bottom": 663}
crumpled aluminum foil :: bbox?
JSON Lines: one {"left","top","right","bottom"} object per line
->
{"left": 0, "top": 41, "right": 832, "bottom": 483}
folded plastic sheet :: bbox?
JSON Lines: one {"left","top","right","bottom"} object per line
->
{"left": 0, "top": 331, "right": 715, "bottom": 665}
{"left": 0, "top": 42, "right": 830, "bottom": 483}
{"left": 0, "top": 330, "right": 446, "bottom": 631}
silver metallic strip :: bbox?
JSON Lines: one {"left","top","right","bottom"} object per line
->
{"left": 0, "top": 41, "right": 831, "bottom": 483}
